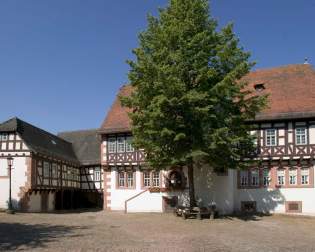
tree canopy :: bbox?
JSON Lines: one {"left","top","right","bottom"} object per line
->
{"left": 122, "top": 0, "right": 266, "bottom": 173}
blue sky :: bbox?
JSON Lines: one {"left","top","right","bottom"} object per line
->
{"left": 0, "top": 0, "right": 314, "bottom": 133}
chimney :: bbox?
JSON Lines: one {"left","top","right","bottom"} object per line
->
{"left": 304, "top": 57, "right": 310, "bottom": 65}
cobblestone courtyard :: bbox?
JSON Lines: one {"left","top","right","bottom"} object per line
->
{"left": 0, "top": 211, "right": 315, "bottom": 251}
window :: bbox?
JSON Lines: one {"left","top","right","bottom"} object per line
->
{"left": 289, "top": 169, "right": 297, "bottom": 185}
{"left": 127, "top": 172, "right": 134, "bottom": 187}
{"left": 0, "top": 133, "right": 8, "bottom": 141}
{"left": 126, "top": 136, "right": 134, "bottom": 152}
{"left": 240, "top": 171, "right": 248, "bottom": 186}
{"left": 263, "top": 169, "right": 270, "bottom": 186}
{"left": 108, "top": 137, "right": 116, "bottom": 153}
{"left": 296, "top": 128, "right": 307, "bottom": 145}
{"left": 301, "top": 168, "right": 310, "bottom": 185}
{"left": 52, "top": 163, "right": 58, "bottom": 179}
{"left": 251, "top": 170, "right": 259, "bottom": 186}
{"left": 43, "top": 162, "right": 50, "bottom": 178}
{"left": 143, "top": 172, "right": 151, "bottom": 187}
{"left": 152, "top": 171, "right": 160, "bottom": 187}
{"left": 94, "top": 168, "right": 101, "bottom": 181}
{"left": 277, "top": 169, "right": 285, "bottom": 185}
{"left": 118, "top": 170, "right": 135, "bottom": 188}
{"left": 266, "top": 129, "right": 276, "bottom": 146}
{"left": 117, "top": 137, "right": 125, "bottom": 153}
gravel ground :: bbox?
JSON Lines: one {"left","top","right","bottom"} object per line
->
{"left": 0, "top": 211, "right": 315, "bottom": 252}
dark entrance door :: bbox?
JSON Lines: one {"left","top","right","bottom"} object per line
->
{"left": 41, "top": 193, "right": 48, "bottom": 212}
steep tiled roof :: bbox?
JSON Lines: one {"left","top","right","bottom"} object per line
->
{"left": 100, "top": 64, "right": 315, "bottom": 132}
{"left": 58, "top": 129, "right": 101, "bottom": 166}
{"left": 100, "top": 85, "right": 133, "bottom": 133}
{"left": 244, "top": 64, "right": 315, "bottom": 121}
{"left": 0, "top": 117, "right": 79, "bottom": 163}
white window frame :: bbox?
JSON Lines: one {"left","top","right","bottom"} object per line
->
{"left": 108, "top": 137, "right": 116, "bottom": 153}
{"left": 152, "top": 171, "right": 160, "bottom": 187}
{"left": 301, "top": 168, "right": 310, "bottom": 185}
{"left": 240, "top": 171, "right": 248, "bottom": 186}
{"left": 127, "top": 172, "right": 134, "bottom": 187}
{"left": 43, "top": 162, "right": 50, "bottom": 178}
{"left": 118, "top": 171, "right": 125, "bottom": 187}
{"left": 251, "top": 170, "right": 259, "bottom": 186}
{"left": 266, "top": 129, "right": 277, "bottom": 146}
{"left": 296, "top": 127, "right": 307, "bottom": 145}
{"left": 94, "top": 168, "right": 101, "bottom": 181}
{"left": 277, "top": 169, "right": 285, "bottom": 185}
{"left": 0, "top": 133, "right": 8, "bottom": 141}
{"left": 289, "top": 169, "right": 297, "bottom": 185}
{"left": 263, "top": 169, "right": 270, "bottom": 186}
{"left": 117, "top": 137, "right": 125, "bottom": 153}
{"left": 143, "top": 171, "right": 151, "bottom": 187}
{"left": 125, "top": 136, "right": 134, "bottom": 152}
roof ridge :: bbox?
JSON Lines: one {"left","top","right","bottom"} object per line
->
{"left": 250, "top": 63, "right": 313, "bottom": 74}
{"left": 13, "top": 117, "right": 73, "bottom": 145}
{"left": 58, "top": 128, "right": 100, "bottom": 135}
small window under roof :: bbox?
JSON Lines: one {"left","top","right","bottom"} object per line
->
{"left": 254, "top": 83, "right": 265, "bottom": 92}
{"left": 51, "top": 140, "right": 57, "bottom": 145}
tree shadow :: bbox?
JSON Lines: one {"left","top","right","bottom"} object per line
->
{"left": 0, "top": 222, "right": 86, "bottom": 251}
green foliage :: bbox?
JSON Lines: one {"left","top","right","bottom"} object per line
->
{"left": 122, "top": 0, "right": 266, "bottom": 170}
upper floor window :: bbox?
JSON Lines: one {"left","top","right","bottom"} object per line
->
{"left": 266, "top": 129, "right": 277, "bottom": 146}
{"left": 43, "top": 162, "right": 50, "bottom": 178}
{"left": 0, "top": 133, "right": 8, "bottom": 141}
{"left": 117, "top": 137, "right": 125, "bottom": 153}
{"left": 94, "top": 168, "right": 101, "bottom": 181}
{"left": 296, "top": 128, "right": 307, "bottom": 145}
{"left": 126, "top": 136, "right": 134, "bottom": 152}
{"left": 301, "top": 168, "right": 310, "bottom": 185}
{"left": 108, "top": 137, "right": 116, "bottom": 153}
{"left": 263, "top": 169, "right": 270, "bottom": 186}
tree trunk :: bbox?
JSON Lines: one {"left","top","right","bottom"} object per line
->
{"left": 187, "top": 159, "right": 196, "bottom": 207}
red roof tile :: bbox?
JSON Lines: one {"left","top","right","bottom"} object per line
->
{"left": 100, "top": 85, "right": 133, "bottom": 133}
{"left": 100, "top": 64, "right": 315, "bottom": 133}
{"left": 244, "top": 64, "right": 315, "bottom": 121}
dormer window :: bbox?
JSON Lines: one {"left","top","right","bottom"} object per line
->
{"left": 254, "top": 83, "right": 265, "bottom": 92}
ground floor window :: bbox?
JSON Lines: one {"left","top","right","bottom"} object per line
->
{"left": 251, "top": 170, "right": 259, "bottom": 186}
{"left": 240, "top": 170, "right": 248, "bottom": 186}
{"left": 301, "top": 168, "right": 309, "bottom": 185}
{"left": 117, "top": 169, "right": 135, "bottom": 189}
{"left": 142, "top": 170, "right": 161, "bottom": 188}
{"left": 289, "top": 169, "right": 297, "bottom": 185}
{"left": 277, "top": 169, "right": 285, "bottom": 185}
{"left": 263, "top": 169, "right": 270, "bottom": 186}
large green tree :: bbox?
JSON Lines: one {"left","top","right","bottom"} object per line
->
{"left": 122, "top": 0, "right": 266, "bottom": 207}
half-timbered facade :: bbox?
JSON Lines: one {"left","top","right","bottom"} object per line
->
{"left": 100, "top": 64, "right": 315, "bottom": 215}
{"left": 0, "top": 118, "right": 102, "bottom": 212}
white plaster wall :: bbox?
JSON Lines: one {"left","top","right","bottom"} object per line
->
{"left": 236, "top": 165, "right": 315, "bottom": 214}
{"left": 110, "top": 167, "right": 190, "bottom": 212}
{"left": 48, "top": 192, "right": 55, "bottom": 211}
{"left": 0, "top": 156, "right": 29, "bottom": 210}
{"left": 28, "top": 193, "right": 41, "bottom": 212}
{"left": 309, "top": 125, "right": 315, "bottom": 144}
{"left": 127, "top": 191, "right": 163, "bottom": 212}
{"left": 194, "top": 167, "right": 236, "bottom": 215}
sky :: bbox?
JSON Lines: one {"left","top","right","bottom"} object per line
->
{"left": 0, "top": 0, "right": 314, "bottom": 133}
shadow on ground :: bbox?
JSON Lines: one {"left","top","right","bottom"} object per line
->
{"left": 0, "top": 222, "right": 86, "bottom": 251}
